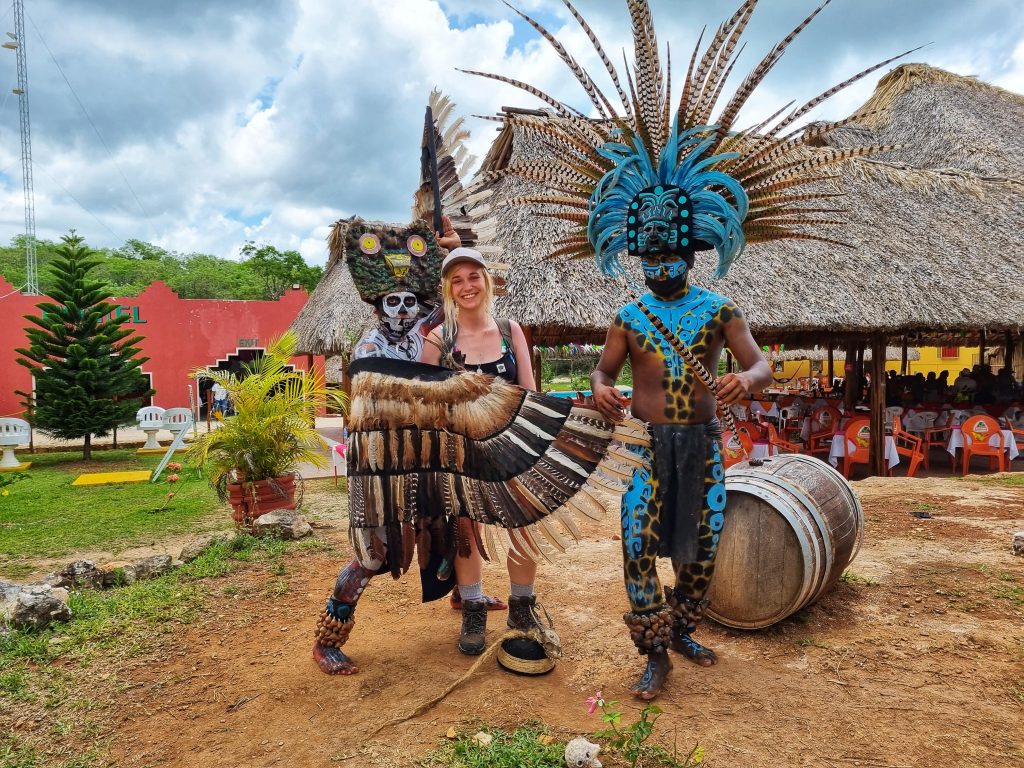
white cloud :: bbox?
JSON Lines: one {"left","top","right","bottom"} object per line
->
{"left": 0, "top": 0, "right": 1019, "bottom": 268}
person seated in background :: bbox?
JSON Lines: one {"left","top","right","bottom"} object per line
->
{"left": 951, "top": 368, "right": 976, "bottom": 403}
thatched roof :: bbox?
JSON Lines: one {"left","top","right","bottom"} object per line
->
{"left": 291, "top": 235, "right": 374, "bottom": 356}
{"left": 294, "top": 66, "right": 1023, "bottom": 355}
{"left": 824, "top": 64, "right": 1024, "bottom": 179}
{"left": 479, "top": 65, "right": 1024, "bottom": 348}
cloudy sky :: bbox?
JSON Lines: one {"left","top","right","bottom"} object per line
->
{"left": 0, "top": 0, "right": 1021, "bottom": 268}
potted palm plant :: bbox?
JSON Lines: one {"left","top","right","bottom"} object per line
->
{"left": 187, "top": 331, "right": 347, "bottom": 527}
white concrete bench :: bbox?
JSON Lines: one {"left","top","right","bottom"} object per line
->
{"left": 136, "top": 406, "right": 166, "bottom": 450}
{"left": 0, "top": 418, "right": 31, "bottom": 469}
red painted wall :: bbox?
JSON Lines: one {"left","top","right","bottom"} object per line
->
{"left": 0, "top": 278, "right": 313, "bottom": 417}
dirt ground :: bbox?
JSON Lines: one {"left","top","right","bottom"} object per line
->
{"left": 45, "top": 475, "right": 1024, "bottom": 766}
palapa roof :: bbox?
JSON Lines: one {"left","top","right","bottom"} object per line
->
{"left": 291, "top": 230, "right": 375, "bottom": 356}
{"left": 481, "top": 64, "right": 1024, "bottom": 347}
{"left": 294, "top": 65, "right": 1023, "bottom": 355}
{"left": 824, "top": 64, "right": 1024, "bottom": 178}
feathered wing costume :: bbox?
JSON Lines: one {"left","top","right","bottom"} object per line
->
{"left": 345, "top": 357, "right": 649, "bottom": 576}
{"left": 458, "top": 0, "right": 915, "bottom": 687}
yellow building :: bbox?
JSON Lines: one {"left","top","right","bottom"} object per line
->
{"left": 889, "top": 346, "right": 976, "bottom": 377}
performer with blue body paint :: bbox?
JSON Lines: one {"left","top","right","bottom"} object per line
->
{"left": 590, "top": 178, "right": 772, "bottom": 700}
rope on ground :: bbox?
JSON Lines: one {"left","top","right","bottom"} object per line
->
{"left": 367, "top": 629, "right": 532, "bottom": 738}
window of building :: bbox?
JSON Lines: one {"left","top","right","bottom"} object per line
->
{"left": 939, "top": 346, "right": 959, "bottom": 359}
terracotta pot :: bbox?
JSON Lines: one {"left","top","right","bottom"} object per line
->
{"left": 227, "top": 475, "right": 297, "bottom": 526}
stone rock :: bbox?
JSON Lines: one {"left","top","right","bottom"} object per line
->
{"left": 99, "top": 562, "right": 138, "bottom": 588}
{"left": 1013, "top": 531, "right": 1024, "bottom": 556}
{"left": 179, "top": 532, "right": 234, "bottom": 563}
{"left": 131, "top": 555, "right": 174, "bottom": 581}
{"left": 252, "top": 511, "right": 313, "bottom": 540}
{"left": 45, "top": 560, "right": 104, "bottom": 590}
{"left": 2, "top": 584, "right": 71, "bottom": 630}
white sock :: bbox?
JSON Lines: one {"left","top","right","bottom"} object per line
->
{"left": 459, "top": 581, "right": 483, "bottom": 602}
{"left": 510, "top": 582, "right": 534, "bottom": 599}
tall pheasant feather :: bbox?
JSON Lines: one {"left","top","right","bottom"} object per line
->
{"left": 464, "top": 0, "right": 916, "bottom": 277}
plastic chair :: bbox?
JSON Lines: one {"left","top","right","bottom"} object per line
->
{"left": 922, "top": 410, "right": 952, "bottom": 470}
{"left": 840, "top": 417, "right": 871, "bottom": 479}
{"left": 807, "top": 405, "right": 842, "bottom": 457}
{"left": 884, "top": 406, "right": 904, "bottom": 429}
{"left": 729, "top": 403, "right": 749, "bottom": 422}
{"left": 136, "top": 406, "right": 166, "bottom": 450}
{"left": 721, "top": 429, "right": 753, "bottom": 468}
{"left": 777, "top": 405, "right": 803, "bottom": 437}
{"left": 891, "top": 417, "right": 924, "bottom": 478}
{"left": 764, "top": 421, "right": 803, "bottom": 455}
{"left": 0, "top": 418, "right": 31, "bottom": 469}
{"left": 960, "top": 415, "right": 1006, "bottom": 474}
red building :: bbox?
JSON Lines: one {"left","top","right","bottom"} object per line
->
{"left": 0, "top": 277, "right": 315, "bottom": 418}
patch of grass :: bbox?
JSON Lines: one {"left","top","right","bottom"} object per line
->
{"left": 992, "top": 583, "right": 1024, "bottom": 607}
{"left": 0, "top": 734, "right": 42, "bottom": 768}
{"left": 797, "top": 637, "right": 830, "bottom": 649}
{"left": 840, "top": 570, "right": 880, "bottom": 587}
{"left": 0, "top": 533, "right": 298, "bottom": 768}
{"left": 0, "top": 449, "right": 230, "bottom": 575}
{"left": 421, "top": 723, "right": 565, "bottom": 768}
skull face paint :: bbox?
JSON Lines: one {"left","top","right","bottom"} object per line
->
{"left": 377, "top": 291, "right": 422, "bottom": 337}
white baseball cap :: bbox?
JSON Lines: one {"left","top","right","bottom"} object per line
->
{"left": 441, "top": 247, "right": 487, "bottom": 276}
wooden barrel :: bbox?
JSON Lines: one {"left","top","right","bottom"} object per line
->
{"left": 706, "top": 454, "right": 863, "bottom": 629}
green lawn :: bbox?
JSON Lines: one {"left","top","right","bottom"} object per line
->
{"left": 0, "top": 449, "right": 229, "bottom": 578}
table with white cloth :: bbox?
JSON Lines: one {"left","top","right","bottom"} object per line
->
{"left": 946, "top": 428, "right": 1020, "bottom": 461}
{"left": 828, "top": 434, "right": 900, "bottom": 469}
{"left": 750, "top": 442, "right": 772, "bottom": 460}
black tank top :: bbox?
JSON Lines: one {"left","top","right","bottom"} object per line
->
{"left": 443, "top": 319, "right": 518, "bottom": 384}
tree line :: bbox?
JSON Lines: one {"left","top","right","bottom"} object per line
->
{"left": 0, "top": 235, "right": 323, "bottom": 300}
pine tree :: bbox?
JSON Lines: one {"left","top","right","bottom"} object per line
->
{"left": 15, "top": 233, "right": 152, "bottom": 459}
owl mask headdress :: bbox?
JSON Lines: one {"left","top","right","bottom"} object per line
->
{"left": 463, "top": 0, "right": 919, "bottom": 280}
{"left": 332, "top": 89, "right": 481, "bottom": 330}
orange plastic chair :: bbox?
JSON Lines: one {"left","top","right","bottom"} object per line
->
{"left": 721, "top": 429, "right": 753, "bottom": 468}
{"left": 960, "top": 415, "right": 1006, "bottom": 474}
{"left": 840, "top": 417, "right": 871, "bottom": 479}
{"left": 734, "top": 419, "right": 764, "bottom": 443}
{"left": 808, "top": 405, "right": 842, "bottom": 457}
{"left": 891, "top": 417, "right": 924, "bottom": 478}
{"left": 764, "top": 421, "right": 803, "bottom": 455}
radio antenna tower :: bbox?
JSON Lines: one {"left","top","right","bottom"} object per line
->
{"left": 5, "top": 0, "right": 38, "bottom": 294}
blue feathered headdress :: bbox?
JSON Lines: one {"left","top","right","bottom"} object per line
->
{"left": 588, "top": 122, "right": 748, "bottom": 279}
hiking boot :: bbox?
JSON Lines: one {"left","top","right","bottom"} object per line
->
{"left": 507, "top": 594, "right": 542, "bottom": 632}
{"left": 458, "top": 599, "right": 488, "bottom": 655}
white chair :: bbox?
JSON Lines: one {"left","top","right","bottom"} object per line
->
{"left": 0, "top": 418, "right": 31, "bottom": 469}
{"left": 136, "top": 406, "right": 166, "bottom": 450}
{"left": 884, "top": 406, "right": 904, "bottom": 429}
{"left": 162, "top": 407, "right": 193, "bottom": 437}
{"left": 729, "top": 404, "right": 749, "bottom": 421}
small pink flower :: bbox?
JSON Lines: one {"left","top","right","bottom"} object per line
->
{"left": 585, "top": 691, "right": 604, "bottom": 715}
{"left": 167, "top": 474, "right": 180, "bottom": 483}
{"left": 167, "top": 462, "right": 182, "bottom": 471}
{"left": 166, "top": 492, "right": 176, "bottom": 499}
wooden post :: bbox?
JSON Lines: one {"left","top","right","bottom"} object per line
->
{"left": 827, "top": 345, "right": 834, "bottom": 383}
{"left": 1006, "top": 331, "right": 1015, "bottom": 371}
{"left": 843, "top": 342, "right": 857, "bottom": 412}
{"left": 979, "top": 329, "right": 986, "bottom": 367}
{"left": 870, "top": 335, "right": 887, "bottom": 477}
{"left": 522, "top": 326, "right": 541, "bottom": 391}
{"left": 900, "top": 339, "right": 908, "bottom": 375}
